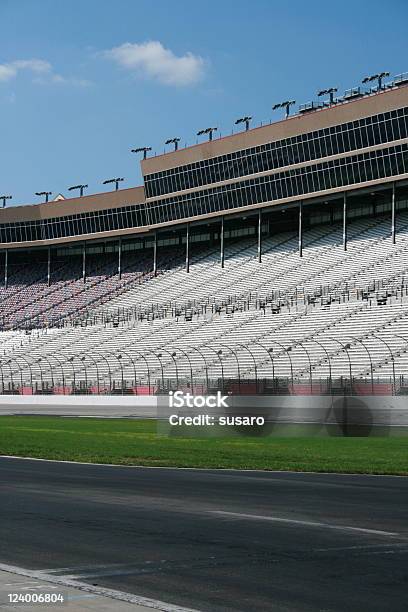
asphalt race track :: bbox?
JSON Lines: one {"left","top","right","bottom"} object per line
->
{"left": 0, "top": 458, "right": 407, "bottom": 612}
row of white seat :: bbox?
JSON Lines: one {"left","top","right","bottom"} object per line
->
{"left": 3, "top": 299, "right": 408, "bottom": 386}
{"left": 2, "top": 210, "right": 408, "bottom": 386}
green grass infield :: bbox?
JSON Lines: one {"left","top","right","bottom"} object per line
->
{"left": 0, "top": 416, "right": 407, "bottom": 475}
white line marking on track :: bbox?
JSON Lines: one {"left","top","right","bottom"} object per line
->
{"left": 311, "top": 542, "right": 408, "bottom": 552}
{"left": 42, "top": 563, "right": 131, "bottom": 574}
{"left": 0, "top": 562, "right": 200, "bottom": 612}
{"left": 61, "top": 567, "right": 158, "bottom": 580}
{"left": 209, "top": 511, "right": 400, "bottom": 536}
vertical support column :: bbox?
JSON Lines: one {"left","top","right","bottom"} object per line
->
{"left": 343, "top": 192, "right": 347, "bottom": 251}
{"left": 82, "top": 242, "right": 86, "bottom": 283}
{"left": 47, "top": 247, "right": 51, "bottom": 287}
{"left": 257, "top": 209, "right": 262, "bottom": 263}
{"left": 118, "top": 237, "right": 122, "bottom": 279}
{"left": 185, "top": 224, "right": 190, "bottom": 273}
{"left": 153, "top": 232, "right": 157, "bottom": 277}
{"left": 298, "top": 202, "right": 303, "bottom": 258}
{"left": 220, "top": 216, "right": 225, "bottom": 268}
{"left": 4, "top": 249, "right": 8, "bottom": 290}
{"left": 391, "top": 181, "right": 396, "bottom": 245}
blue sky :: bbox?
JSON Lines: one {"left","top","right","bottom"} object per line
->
{"left": 1, "top": 0, "right": 407, "bottom": 205}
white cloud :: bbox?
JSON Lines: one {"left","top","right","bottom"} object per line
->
{"left": 0, "top": 64, "right": 17, "bottom": 81}
{"left": 50, "top": 73, "right": 92, "bottom": 87}
{"left": 0, "top": 58, "right": 90, "bottom": 87}
{"left": 0, "top": 58, "right": 52, "bottom": 82}
{"left": 104, "top": 41, "right": 205, "bottom": 86}
{"left": 12, "top": 59, "right": 52, "bottom": 74}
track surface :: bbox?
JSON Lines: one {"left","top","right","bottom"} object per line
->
{"left": 0, "top": 458, "right": 407, "bottom": 612}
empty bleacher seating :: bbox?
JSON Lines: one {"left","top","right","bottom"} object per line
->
{"left": 1, "top": 209, "right": 408, "bottom": 394}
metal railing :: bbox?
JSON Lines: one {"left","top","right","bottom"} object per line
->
{"left": 1, "top": 334, "right": 408, "bottom": 396}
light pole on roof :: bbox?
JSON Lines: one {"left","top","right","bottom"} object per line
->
{"left": 317, "top": 87, "right": 338, "bottom": 105}
{"left": 0, "top": 195, "right": 12, "bottom": 208}
{"left": 103, "top": 177, "right": 124, "bottom": 191}
{"left": 197, "top": 127, "right": 218, "bottom": 141}
{"left": 235, "top": 116, "right": 252, "bottom": 131}
{"left": 165, "top": 138, "right": 180, "bottom": 151}
{"left": 35, "top": 191, "right": 52, "bottom": 203}
{"left": 362, "top": 71, "right": 390, "bottom": 90}
{"left": 131, "top": 146, "right": 152, "bottom": 160}
{"left": 272, "top": 100, "right": 296, "bottom": 119}
{"left": 68, "top": 184, "right": 88, "bottom": 197}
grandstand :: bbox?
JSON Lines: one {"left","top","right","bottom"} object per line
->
{"left": 1, "top": 74, "right": 408, "bottom": 395}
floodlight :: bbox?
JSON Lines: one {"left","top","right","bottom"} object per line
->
{"left": 317, "top": 87, "right": 338, "bottom": 104}
{"left": 35, "top": 191, "right": 52, "bottom": 203}
{"left": 103, "top": 177, "right": 124, "bottom": 191}
{"left": 272, "top": 100, "right": 296, "bottom": 118}
{"left": 362, "top": 72, "right": 390, "bottom": 90}
{"left": 0, "top": 195, "right": 12, "bottom": 208}
{"left": 131, "top": 147, "right": 152, "bottom": 160}
{"left": 68, "top": 184, "right": 88, "bottom": 197}
{"left": 235, "top": 116, "right": 252, "bottom": 131}
{"left": 197, "top": 127, "right": 218, "bottom": 141}
{"left": 165, "top": 138, "right": 181, "bottom": 151}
